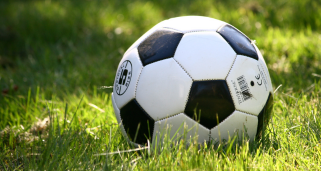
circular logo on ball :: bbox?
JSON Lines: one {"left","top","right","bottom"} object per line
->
{"left": 115, "top": 60, "right": 132, "bottom": 95}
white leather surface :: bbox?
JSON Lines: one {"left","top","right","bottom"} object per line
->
{"left": 226, "top": 55, "right": 270, "bottom": 115}
{"left": 253, "top": 44, "right": 273, "bottom": 93}
{"left": 152, "top": 113, "right": 209, "bottom": 146}
{"left": 113, "top": 49, "right": 144, "bottom": 109}
{"left": 210, "top": 110, "right": 258, "bottom": 142}
{"left": 162, "top": 16, "right": 226, "bottom": 33}
{"left": 136, "top": 58, "right": 192, "bottom": 120}
{"left": 174, "top": 32, "right": 236, "bottom": 80}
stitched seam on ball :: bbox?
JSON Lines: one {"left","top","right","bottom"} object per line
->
{"left": 163, "top": 21, "right": 227, "bottom": 33}
{"left": 173, "top": 58, "right": 193, "bottom": 80}
{"left": 235, "top": 109, "right": 257, "bottom": 117}
{"left": 183, "top": 82, "right": 193, "bottom": 112}
{"left": 153, "top": 112, "right": 182, "bottom": 143}
{"left": 162, "top": 27, "right": 184, "bottom": 33}
{"left": 134, "top": 63, "right": 144, "bottom": 99}
{"left": 182, "top": 114, "right": 209, "bottom": 132}
{"left": 225, "top": 54, "right": 237, "bottom": 80}
{"left": 210, "top": 111, "right": 235, "bottom": 131}
{"left": 161, "top": 27, "right": 184, "bottom": 33}
{"left": 156, "top": 113, "right": 210, "bottom": 138}
{"left": 184, "top": 30, "right": 220, "bottom": 34}
{"left": 134, "top": 100, "right": 154, "bottom": 123}
{"left": 153, "top": 112, "right": 189, "bottom": 145}
{"left": 208, "top": 109, "right": 256, "bottom": 142}
{"left": 163, "top": 27, "right": 221, "bottom": 34}
{"left": 224, "top": 54, "right": 238, "bottom": 107}
{"left": 134, "top": 48, "right": 144, "bottom": 66}
{"left": 155, "top": 112, "right": 183, "bottom": 122}
{"left": 173, "top": 58, "right": 194, "bottom": 111}
{"left": 193, "top": 78, "right": 225, "bottom": 81}
{"left": 133, "top": 100, "right": 155, "bottom": 146}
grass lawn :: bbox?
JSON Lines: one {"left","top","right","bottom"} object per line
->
{"left": 1, "top": 0, "right": 321, "bottom": 170}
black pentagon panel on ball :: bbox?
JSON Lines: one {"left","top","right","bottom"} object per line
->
{"left": 120, "top": 99, "right": 155, "bottom": 145}
{"left": 184, "top": 80, "right": 235, "bottom": 129}
{"left": 256, "top": 93, "right": 274, "bottom": 139}
{"left": 138, "top": 28, "right": 184, "bottom": 66}
{"left": 217, "top": 24, "right": 258, "bottom": 60}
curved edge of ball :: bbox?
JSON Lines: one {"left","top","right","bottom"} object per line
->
{"left": 112, "top": 93, "right": 141, "bottom": 148}
{"left": 163, "top": 16, "right": 226, "bottom": 33}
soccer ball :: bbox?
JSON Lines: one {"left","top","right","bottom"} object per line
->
{"left": 112, "top": 16, "right": 273, "bottom": 146}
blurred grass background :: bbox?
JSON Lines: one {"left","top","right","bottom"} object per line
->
{"left": 2, "top": 0, "right": 320, "bottom": 126}
{"left": 0, "top": 0, "right": 321, "bottom": 170}
{"left": 1, "top": 0, "right": 320, "bottom": 93}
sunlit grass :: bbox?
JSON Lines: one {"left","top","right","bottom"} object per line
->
{"left": 0, "top": 0, "right": 321, "bottom": 170}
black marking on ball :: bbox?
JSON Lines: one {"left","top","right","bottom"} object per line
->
{"left": 120, "top": 99, "right": 155, "bottom": 145}
{"left": 138, "top": 28, "right": 184, "bottom": 66}
{"left": 251, "top": 81, "right": 255, "bottom": 86}
{"left": 184, "top": 80, "right": 235, "bottom": 129}
{"left": 256, "top": 93, "right": 274, "bottom": 139}
{"left": 217, "top": 24, "right": 258, "bottom": 60}
{"left": 115, "top": 60, "right": 132, "bottom": 95}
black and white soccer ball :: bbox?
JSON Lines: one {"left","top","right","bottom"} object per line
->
{"left": 112, "top": 16, "right": 274, "bottom": 146}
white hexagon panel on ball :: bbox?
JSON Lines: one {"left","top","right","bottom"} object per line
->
{"left": 210, "top": 110, "right": 258, "bottom": 142}
{"left": 152, "top": 113, "right": 209, "bottom": 146}
{"left": 113, "top": 49, "right": 143, "bottom": 109}
{"left": 136, "top": 58, "right": 192, "bottom": 121}
{"left": 226, "top": 55, "right": 270, "bottom": 115}
{"left": 253, "top": 44, "right": 273, "bottom": 93}
{"left": 174, "top": 32, "right": 236, "bottom": 81}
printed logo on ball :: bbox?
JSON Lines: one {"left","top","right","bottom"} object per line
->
{"left": 231, "top": 75, "right": 252, "bottom": 104}
{"left": 115, "top": 60, "right": 132, "bottom": 95}
{"left": 257, "top": 64, "right": 268, "bottom": 91}
{"left": 231, "top": 65, "right": 268, "bottom": 104}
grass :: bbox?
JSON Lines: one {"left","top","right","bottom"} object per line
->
{"left": 0, "top": 0, "right": 321, "bottom": 170}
